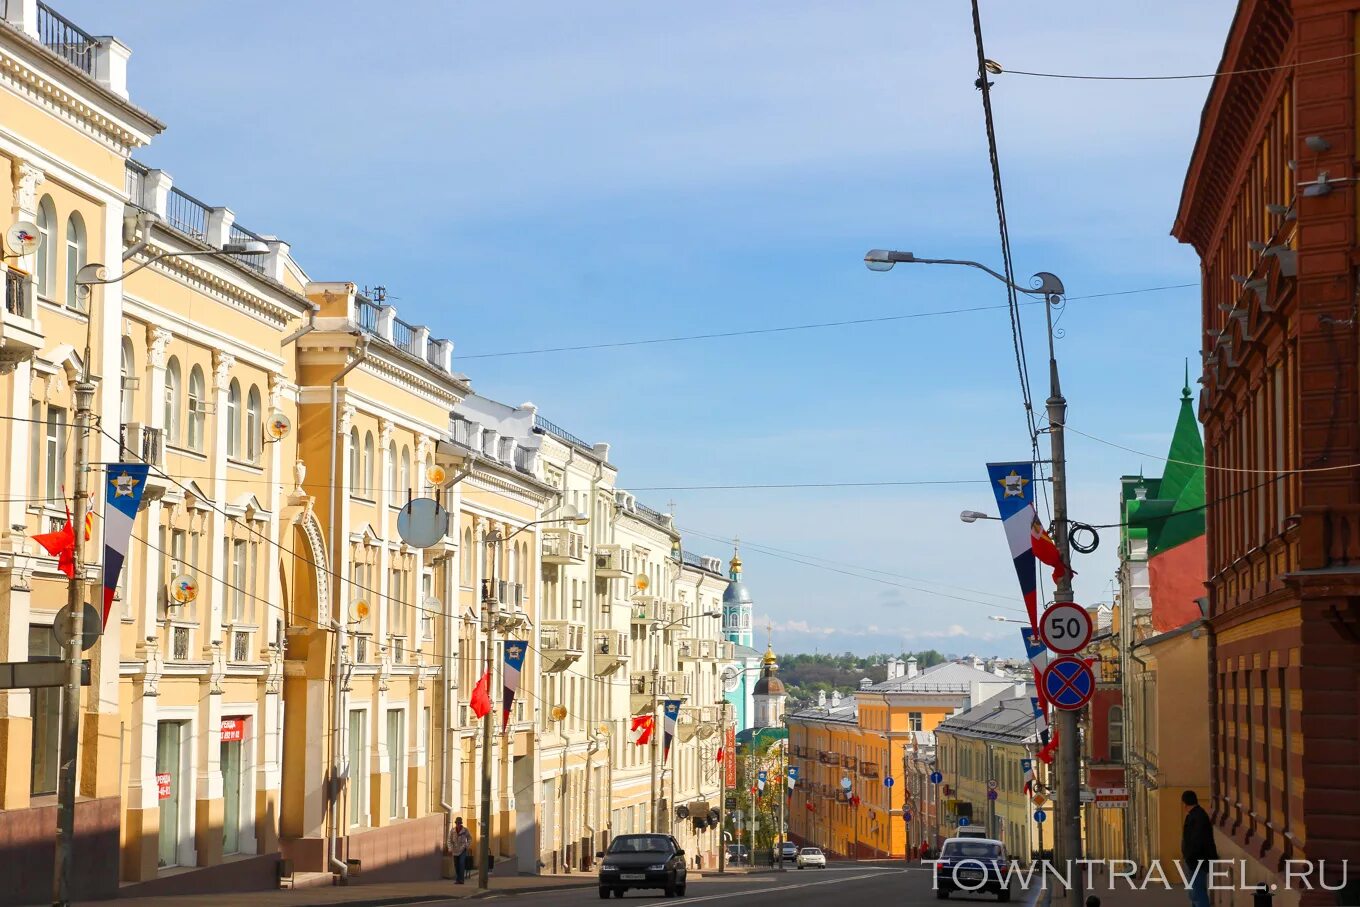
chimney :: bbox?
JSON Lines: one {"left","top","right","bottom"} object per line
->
{"left": 906, "top": 656, "right": 919, "bottom": 679}
{"left": 993, "top": 663, "right": 1006, "bottom": 677}
{"left": 1014, "top": 681, "right": 1029, "bottom": 697}
{"left": 817, "top": 691, "right": 827, "bottom": 708}
{"left": 971, "top": 655, "right": 984, "bottom": 670}
{"left": 859, "top": 677, "right": 872, "bottom": 690}
{"left": 830, "top": 691, "right": 841, "bottom": 708}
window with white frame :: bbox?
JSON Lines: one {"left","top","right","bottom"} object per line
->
{"left": 29, "top": 401, "right": 42, "bottom": 500}
{"left": 387, "top": 442, "right": 398, "bottom": 505}
{"left": 389, "top": 562, "right": 408, "bottom": 641}
{"left": 187, "top": 366, "right": 205, "bottom": 451}
{"left": 246, "top": 385, "right": 262, "bottom": 463}
{"left": 349, "top": 428, "right": 361, "bottom": 491}
{"left": 398, "top": 446, "right": 410, "bottom": 505}
{"left": 363, "top": 432, "right": 375, "bottom": 496}
{"left": 226, "top": 379, "right": 241, "bottom": 458}
{"left": 120, "top": 338, "right": 135, "bottom": 425}
{"left": 64, "top": 212, "right": 85, "bottom": 311}
{"left": 387, "top": 708, "right": 406, "bottom": 819}
{"left": 229, "top": 536, "right": 248, "bottom": 624}
{"left": 44, "top": 406, "right": 67, "bottom": 502}
{"left": 34, "top": 196, "right": 55, "bottom": 298}
{"left": 164, "top": 358, "right": 182, "bottom": 445}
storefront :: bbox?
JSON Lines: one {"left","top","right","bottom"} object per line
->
{"left": 220, "top": 716, "right": 248, "bottom": 855}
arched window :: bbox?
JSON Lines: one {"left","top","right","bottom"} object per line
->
{"left": 164, "top": 358, "right": 182, "bottom": 444}
{"left": 387, "top": 442, "right": 398, "bottom": 505}
{"left": 349, "top": 428, "right": 361, "bottom": 491}
{"left": 363, "top": 431, "right": 375, "bottom": 496}
{"left": 1108, "top": 705, "right": 1124, "bottom": 763}
{"left": 34, "top": 196, "right": 55, "bottom": 298}
{"left": 226, "top": 379, "right": 241, "bottom": 458}
{"left": 246, "top": 385, "right": 262, "bottom": 463}
{"left": 398, "top": 446, "right": 410, "bottom": 506}
{"left": 187, "top": 366, "right": 206, "bottom": 451}
{"left": 507, "top": 545, "right": 517, "bottom": 592}
{"left": 120, "top": 337, "right": 135, "bottom": 425}
{"left": 64, "top": 212, "right": 86, "bottom": 310}
{"left": 461, "top": 528, "right": 473, "bottom": 586}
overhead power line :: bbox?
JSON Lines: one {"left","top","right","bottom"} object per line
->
{"left": 998, "top": 49, "right": 1360, "bottom": 82}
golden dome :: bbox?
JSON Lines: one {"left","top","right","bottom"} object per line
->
{"left": 762, "top": 645, "right": 777, "bottom": 665}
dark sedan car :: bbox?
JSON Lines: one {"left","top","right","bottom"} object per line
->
{"left": 933, "top": 837, "right": 1015, "bottom": 901}
{"left": 598, "top": 834, "right": 688, "bottom": 898}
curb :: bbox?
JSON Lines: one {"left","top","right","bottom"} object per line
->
{"left": 467, "top": 880, "right": 598, "bottom": 900}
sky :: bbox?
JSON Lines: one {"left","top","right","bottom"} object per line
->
{"left": 64, "top": 0, "right": 1236, "bottom": 657}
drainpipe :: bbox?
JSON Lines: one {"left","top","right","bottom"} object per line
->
{"left": 281, "top": 304, "right": 319, "bottom": 347}
{"left": 327, "top": 334, "right": 370, "bottom": 882}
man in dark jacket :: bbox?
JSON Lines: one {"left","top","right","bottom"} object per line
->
{"left": 1181, "top": 791, "right": 1217, "bottom": 907}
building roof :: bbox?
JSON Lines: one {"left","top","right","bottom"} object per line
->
{"left": 863, "top": 659, "right": 1020, "bottom": 694}
{"left": 1122, "top": 378, "right": 1206, "bottom": 557}
{"left": 722, "top": 550, "right": 753, "bottom": 606}
{"left": 934, "top": 690, "right": 1040, "bottom": 745}
{"left": 787, "top": 701, "right": 858, "bottom": 725}
{"left": 753, "top": 648, "right": 785, "bottom": 697}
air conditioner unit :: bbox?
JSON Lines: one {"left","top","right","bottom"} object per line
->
{"left": 594, "top": 544, "right": 631, "bottom": 577}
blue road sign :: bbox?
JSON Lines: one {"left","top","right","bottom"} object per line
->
{"left": 884, "top": 776, "right": 895, "bottom": 788}
{"left": 1034, "top": 809, "right": 1047, "bottom": 823}
{"left": 958, "top": 817, "right": 970, "bottom": 827}
{"left": 903, "top": 811, "right": 912, "bottom": 823}
{"left": 987, "top": 789, "right": 998, "bottom": 801}
{"left": 930, "top": 771, "right": 943, "bottom": 785}
{"left": 1042, "top": 655, "right": 1096, "bottom": 711}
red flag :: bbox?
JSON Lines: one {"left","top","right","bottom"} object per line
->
{"left": 630, "top": 714, "right": 654, "bottom": 746}
{"left": 1036, "top": 725, "right": 1060, "bottom": 765}
{"left": 470, "top": 671, "right": 492, "bottom": 719}
{"left": 1031, "top": 517, "right": 1073, "bottom": 582}
{"left": 33, "top": 507, "right": 76, "bottom": 578}
{"left": 716, "top": 746, "right": 724, "bottom": 764}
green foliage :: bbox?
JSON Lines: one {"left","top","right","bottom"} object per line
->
{"left": 778, "top": 650, "right": 947, "bottom": 708}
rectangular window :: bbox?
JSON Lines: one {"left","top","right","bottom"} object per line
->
{"left": 909, "top": 712, "right": 923, "bottom": 732}
{"left": 230, "top": 538, "right": 247, "bottom": 624}
{"left": 1273, "top": 363, "right": 1287, "bottom": 529}
{"left": 29, "top": 401, "right": 41, "bottom": 500}
{"left": 45, "top": 406, "right": 66, "bottom": 501}
{"left": 28, "top": 625, "right": 60, "bottom": 795}
{"left": 387, "top": 708, "right": 406, "bottom": 820}
{"left": 389, "top": 566, "right": 405, "bottom": 639}
{"left": 348, "top": 709, "right": 368, "bottom": 827}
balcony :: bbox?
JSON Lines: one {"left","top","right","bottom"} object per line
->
{"left": 697, "top": 639, "right": 717, "bottom": 661}
{"left": 593, "top": 629, "right": 629, "bottom": 676}
{"left": 718, "top": 641, "right": 734, "bottom": 662}
{"left": 629, "top": 672, "right": 654, "bottom": 713}
{"left": 118, "top": 423, "right": 168, "bottom": 502}
{"left": 677, "top": 638, "right": 700, "bottom": 662}
{"left": 664, "top": 672, "right": 693, "bottom": 699}
{"left": 540, "top": 620, "right": 585, "bottom": 672}
{"left": 541, "top": 526, "right": 585, "bottom": 565}
{"left": 630, "top": 596, "right": 668, "bottom": 625}
{"left": 819, "top": 752, "right": 841, "bottom": 767}
{"left": 1, "top": 270, "right": 44, "bottom": 371}
{"left": 859, "top": 761, "right": 880, "bottom": 779}
{"left": 594, "top": 544, "right": 633, "bottom": 578}
{"left": 36, "top": 2, "right": 95, "bottom": 75}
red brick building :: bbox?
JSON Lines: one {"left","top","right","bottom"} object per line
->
{"left": 1172, "top": 1, "right": 1360, "bottom": 903}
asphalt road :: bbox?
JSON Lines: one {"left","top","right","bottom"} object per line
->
{"left": 418, "top": 861, "right": 1044, "bottom": 907}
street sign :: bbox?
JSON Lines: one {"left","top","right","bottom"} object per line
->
{"left": 53, "top": 602, "right": 102, "bottom": 651}
{"left": 1041, "top": 655, "right": 1096, "bottom": 711}
{"left": 958, "top": 817, "right": 970, "bottom": 827}
{"left": 1034, "top": 809, "right": 1047, "bottom": 823}
{"left": 1095, "top": 787, "right": 1129, "bottom": 808}
{"left": 1079, "top": 788, "right": 1095, "bottom": 803}
{"left": 987, "top": 789, "right": 998, "bottom": 801}
{"left": 0, "top": 659, "right": 90, "bottom": 689}
{"left": 883, "top": 776, "right": 895, "bottom": 788}
{"left": 725, "top": 796, "right": 737, "bottom": 810}
{"left": 986, "top": 778, "right": 999, "bottom": 791}
{"left": 929, "top": 771, "right": 943, "bottom": 785}
{"left": 1039, "top": 602, "right": 1093, "bottom": 654}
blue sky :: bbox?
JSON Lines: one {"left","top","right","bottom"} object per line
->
{"left": 67, "top": 0, "right": 1235, "bottom": 656}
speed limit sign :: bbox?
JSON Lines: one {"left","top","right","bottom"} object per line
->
{"left": 1039, "top": 603, "right": 1092, "bottom": 654}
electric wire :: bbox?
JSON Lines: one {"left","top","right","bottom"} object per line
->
{"left": 998, "top": 49, "right": 1360, "bottom": 82}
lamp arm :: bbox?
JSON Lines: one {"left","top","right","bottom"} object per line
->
{"left": 77, "top": 249, "right": 243, "bottom": 288}
{"left": 908, "top": 256, "right": 1066, "bottom": 299}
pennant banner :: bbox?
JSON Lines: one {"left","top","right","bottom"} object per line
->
{"left": 1030, "top": 696, "right": 1050, "bottom": 745}
{"left": 1021, "top": 757, "right": 1035, "bottom": 795}
{"left": 103, "top": 463, "right": 150, "bottom": 627}
{"left": 987, "top": 461, "right": 1042, "bottom": 628}
{"left": 724, "top": 724, "right": 737, "bottom": 787}
{"left": 662, "top": 699, "right": 681, "bottom": 762}
{"left": 1021, "top": 626, "right": 1052, "bottom": 716}
{"left": 502, "top": 640, "right": 527, "bottom": 732}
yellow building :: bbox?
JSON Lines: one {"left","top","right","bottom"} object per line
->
{"left": 787, "top": 658, "right": 1024, "bottom": 858}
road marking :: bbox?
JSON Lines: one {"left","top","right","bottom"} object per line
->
{"left": 679, "top": 869, "right": 910, "bottom": 903}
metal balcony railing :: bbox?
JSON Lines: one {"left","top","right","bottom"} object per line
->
{"left": 165, "top": 188, "right": 210, "bottom": 242}
{"left": 355, "top": 297, "right": 380, "bottom": 333}
{"left": 5, "top": 270, "right": 30, "bottom": 317}
{"left": 533, "top": 414, "right": 591, "bottom": 451}
{"left": 36, "top": 2, "right": 95, "bottom": 74}
{"left": 125, "top": 160, "right": 148, "bottom": 207}
{"left": 228, "top": 222, "right": 266, "bottom": 273}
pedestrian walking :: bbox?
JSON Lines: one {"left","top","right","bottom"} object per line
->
{"left": 448, "top": 816, "right": 472, "bottom": 885}
{"left": 1180, "top": 791, "right": 1217, "bottom": 907}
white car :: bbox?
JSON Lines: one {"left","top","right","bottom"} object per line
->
{"left": 796, "top": 847, "right": 826, "bottom": 869}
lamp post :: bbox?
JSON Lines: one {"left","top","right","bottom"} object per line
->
{"left": 649, "top": 610, "right": 721, "bottom": 834}
{"left": 865, "top": 247, "right": 1082, "bottom": 907}
{"left": 478, "top": 508, "right": 589, "bottom": 891}
{"left": 52, "top": 241, "right": 269, "bottom": 907}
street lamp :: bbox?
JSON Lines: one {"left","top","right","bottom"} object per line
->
{"left": 989, "top": 615, "right": 1026, "bottom": 624}
{"left": 50, "top": 240, "right": 272, "bottom": 907}
{"left": 959, "top": 510, "right": 998, "bottom": 523}
{"left": 865, "top": 246, "right": 1084, "bottom": 907}
{"left": 477, "top": 505, "right": 589, "bottom": 890}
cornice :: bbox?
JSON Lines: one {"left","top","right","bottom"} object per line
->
{"left": 359, "top": 349, "right": 465, "bottom": 412}
{"left": 129, "top": 243, "right": 295, "bottom": 330}
{"left": 0, "top": 35, "right": 160, "bottom": 154}
{"left": 462, "top": 470, "right": 551, "bottom": 510}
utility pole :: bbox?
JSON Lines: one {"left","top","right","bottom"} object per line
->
{"left": 649, "top": 626, "right": 659, "bottom": 832}
{"left": 53, "top": 367, "right": 94, "bottom": 907}
{"left": 717, "top": 703, "right": 726, "bottom": 874}
{"left": 477, "top": 534, "right": 498, "bottom": 891}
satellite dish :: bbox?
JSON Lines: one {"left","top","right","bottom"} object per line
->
{"left": 396, "top": 497, "right": 449, "bottom": 548}
{"left": 635, "top": 574, "right": 650, "bottom": 592}
{"left": 266, "top": 411, "right": 292, "bottom": 441}
{"left": 349, "top": 599, "right": 370, "bottom": 623}
{"left": 841, "top": 777, "right": 853, "bottom": 790}
{"left": 550, "top": 704, "right": 568, "bottom": 722}
{"left": 170, "top": 575, "right": 199, "bottom": 605}
{"left": 5, "top": 221, "right": 39, "bottom": 256}
{"left": 597, "top": 723, "right": 610, "bottom": 736}
{"left": 426, "top": 464, "right": 448, "bottom": 487}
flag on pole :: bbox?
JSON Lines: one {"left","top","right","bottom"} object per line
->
{"left": 630, "top": 714, "right": 654, "bottom": 746}
{"left": 1036, "top": 725, "right": 1060, "bottom": 765}
{"left": 1030, "top": 697, "right": 1050, "bottom": 745}
{"left": 1021, "top": 757, "right": 1035, "bottom": 795}
{"left": 102, "top": 463, "right": 150, "bottom": 627}
{"left": 661, "top": 699, "right": 681, "bottom": 762}
{"left": 716, "top": 745, "right": 724, "bottom": 764}
{"left": 501, "top": 640, "right": 526, "bottom": 732}
{"left": 987, "top": 462, "right": 1048, "bottom": 628}
{"left": 470, "top": 671, "right": 492, "bottom": 719}
{"left": 1020, "top": 626, "right": 1051, "bottom": 715}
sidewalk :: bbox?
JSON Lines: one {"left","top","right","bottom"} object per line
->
{"left": 75, "top": 873, "right": 597, "bottom": 907}
{"left": 1033, "top": 867, "right": 1190, "bottom": 907}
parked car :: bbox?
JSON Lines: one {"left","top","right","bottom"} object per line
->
{"left": 598, "top": 834, "right": 688, "bottom": 898}
{"left": 726, "top": 844, "right": 751, "bottom": 865}
{"left": 795, "top": 847, "right": 826, "bottom": 869}
{"left": 955, "top": 825, "right": 988, "bottom": 839}
{"left": 933, "top": 837, "right": 1014, "bottom": 901}
{"left": 778, "top": 842, "right": 799, "bottom": 861}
